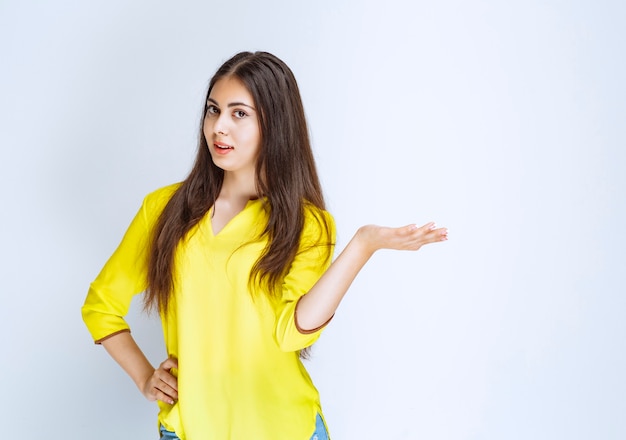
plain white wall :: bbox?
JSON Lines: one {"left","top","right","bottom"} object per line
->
{"left": 1, "top": 0, "right": 624, "bottom": 438}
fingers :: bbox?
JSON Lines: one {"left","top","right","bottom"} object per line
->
{"left": 151, "top": 378, "right": 178, "bottom": 405}
{"left": 160, "top": 357, "right": 179, "bottom": 371}
{"left": 358, "top": 222, "right": 448, "bottom": 251}
{"left": 144, "top": 357, "right": 179, "bottom": 405}
{"left": 404, "top": 222, "right": 448, "bottom": 249}
{"left": 421, "top": 222, "right": 448, "bottom": 242}
{"left": 157, "top": 357, "right": 179, "bottom": 403}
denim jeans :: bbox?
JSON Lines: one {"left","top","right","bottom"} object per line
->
{"left": 159, "top": 425, "right": 179, "bottom": 440}
{"left": 159, "top": 413, "right": 329, "bottom": 439}
{"left": 309, "top": 412, "right": 329, "bottom": 440}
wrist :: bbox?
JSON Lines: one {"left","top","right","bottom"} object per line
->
{"left": 352, "top": 227, "right": 378, "bottom": 259}
{"left": 135, "top": 367, "right": 155, "bottom": 393}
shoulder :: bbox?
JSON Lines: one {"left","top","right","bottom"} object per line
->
{"left": 302, "top": 203, "right": 335, "bottom": 242}
{"left": 141, "top": 182, "right": 183, "bottom": 217}
{"left": 144, "top": 182, "right": 182, "bottom": 201}
{"left": 303, "top": 203, "right": 334, "bottom": 224}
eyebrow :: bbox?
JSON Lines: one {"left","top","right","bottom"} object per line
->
{"left": 207, "top": 97, "right": 256, "bottom": 111}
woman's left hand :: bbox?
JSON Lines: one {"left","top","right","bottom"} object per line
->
{"left": 354, "top": 222, "right": 448, "bottom": 255}
{"left": 294, "top": 221, "right": 448, "bottom": 331}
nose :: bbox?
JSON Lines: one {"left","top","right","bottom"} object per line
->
{"left": 213, "top": 113, "right": 228, "bottom": 136}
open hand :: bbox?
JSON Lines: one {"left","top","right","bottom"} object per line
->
{"left": 356, "top": 222, "right": 448, "bottom": 254}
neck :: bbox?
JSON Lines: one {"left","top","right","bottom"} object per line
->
{"left": 219, "top": 171, "right": 258, "bottom": 202}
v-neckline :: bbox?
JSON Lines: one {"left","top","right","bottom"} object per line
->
{"left": 209, "top": 198, "right": 260, "bottom": 237}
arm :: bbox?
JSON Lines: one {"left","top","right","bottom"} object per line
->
{"left": 295, "top": 222, "right": 448, "bottom": 331}
{"left": 83, "top": 185, "right": 181, "bottom": 403}
{"left": 101, "top": 332, "right": 179, "bottom": 405}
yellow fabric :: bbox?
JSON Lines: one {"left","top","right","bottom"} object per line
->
{"left": 82, "top": 184, "right": 336, "bottom": 440}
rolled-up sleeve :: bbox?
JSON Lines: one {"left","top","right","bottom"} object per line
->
{"left": 81, "top": 185, "right": 177, "bottom": 343}
{"left": 273, "top": 207, "right": 336, "bottom": 352}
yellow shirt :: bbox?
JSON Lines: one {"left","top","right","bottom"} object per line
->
{"left": 82, "top": 184, "right": 336, "bottom": 440}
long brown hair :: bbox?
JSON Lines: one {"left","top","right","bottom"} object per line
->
{"left": 144, "top": 51, "right": 331, "bottom": 314}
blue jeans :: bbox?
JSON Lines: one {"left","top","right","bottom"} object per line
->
{"left": 159, "top": 413, "right": 329, "bottom": 439}
{"left": 310, "top": 413, "right": 330, "bottom": 440}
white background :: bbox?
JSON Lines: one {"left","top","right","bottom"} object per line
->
{"left": 1, "top": 0, "right": 625, "bottom": 438}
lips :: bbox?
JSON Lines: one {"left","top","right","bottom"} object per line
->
{"left": 213, "top": 141, "right": 233, "bottom": 154}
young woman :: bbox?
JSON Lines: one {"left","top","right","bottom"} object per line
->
{"left": 82, "top": 51, "right": 448, "bottom": 440}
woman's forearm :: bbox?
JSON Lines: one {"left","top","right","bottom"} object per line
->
{"left": 295, "top": 222, "right": 448, "bottom": 331}
{"left": 101, "top": 332, "right": 155, "bottom": 392}
{"left": 296, "top": 231, "right": 373, "bottom": 330}
{"left": 101, "top": 332, "right": 179, "bottom": 404}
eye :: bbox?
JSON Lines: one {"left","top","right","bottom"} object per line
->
{"left": 206, "top": 104, "right": 220, "bottom": 115}
{"left": 233, "top": 110, "right": 248, "bottom": 119}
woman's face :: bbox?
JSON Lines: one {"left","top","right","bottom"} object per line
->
{"left": 203, "top": 76, "right": 261, "bottom": 177}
